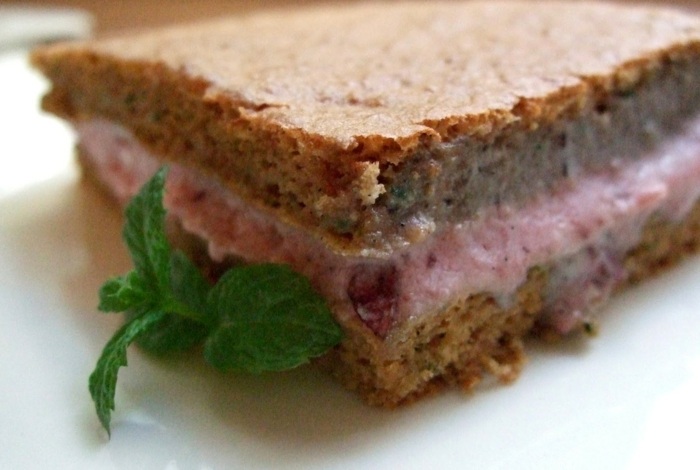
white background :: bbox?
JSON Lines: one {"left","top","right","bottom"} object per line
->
{"left": 1, "top": 50, "right": 699, "bottom": 470}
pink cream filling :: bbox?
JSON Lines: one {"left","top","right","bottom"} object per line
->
{"left": 77, "top": 118, "right": 700, "bottom": 337}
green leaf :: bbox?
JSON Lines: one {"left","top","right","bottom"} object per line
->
{"left": 169, "top": 250, "right": 211, "bottom": 322}
{"left": 204, "top": 264, "right": 342, "bottom": 373}
{"left": 127, "top": 310, "right": 209, "bottom": 355}
{"left": 98, "top": 271, "right": 150, "bottom": 313}
{"left": 88, "top": 310, "right": 167, "bottom": 435}
{"left": 122, "top": 167, "right": 170, "bottom": 294}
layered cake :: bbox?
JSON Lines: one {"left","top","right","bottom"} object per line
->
{"left": 32, "top": 1, "right": 700, "bottom": 405}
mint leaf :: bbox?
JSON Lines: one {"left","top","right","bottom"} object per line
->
{"left": 128, "top": 311, "right": 209, "bottom": 355}
{"left": 122, "top": 167, "right": 170, "bottom": 294}
{"left": 204, "top": 264, "right": 343, "bottom": 373}
{"left": 89, "top": 309, "right": 166, "bottom": 435}
{"left": 96, "top": 169, "right": 206, "bottom": 324}
{"left": 98, "top": 271, "right": 150, "bottom": 313}
{"left": 169, "top": 250, "right": 211, "bottom": 321}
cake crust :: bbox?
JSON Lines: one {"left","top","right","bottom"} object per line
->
{"left": 33, "top": 1, "right": 700, "bottom": 144}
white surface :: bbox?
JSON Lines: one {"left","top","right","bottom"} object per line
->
{"left": 2, "top": 49, "right": 700, "bottom": 470}
{"left": 0, "top": 6, "right": 93, "bottom": 52}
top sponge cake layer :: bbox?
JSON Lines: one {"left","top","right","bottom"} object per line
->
{"left": 32, "top": 1, "right": 700, "bottom": 254}
{"left": 38, "top": 1, "right": 700, "bottom": 149}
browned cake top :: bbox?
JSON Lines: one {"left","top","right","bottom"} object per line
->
{"left": 31, "top": 1, "right": 700, "bottom": 254}
{"left": 37, "top": 1, "right": 700, "bottom": 153}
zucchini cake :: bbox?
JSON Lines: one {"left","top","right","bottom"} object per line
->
{"left": 32, "top": 1, "right": 700, "bottom": 406}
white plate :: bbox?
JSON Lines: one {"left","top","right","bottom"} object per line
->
{"left": 2, "top": 49, "right": 700, "bottom": 470}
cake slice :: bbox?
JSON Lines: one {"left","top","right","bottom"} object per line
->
{"left": 32, "top": 1, "right": 700, "bottom": 406}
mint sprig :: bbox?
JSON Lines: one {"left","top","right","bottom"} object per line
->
{"left": 90, "top": 167, "right": 342, "bottom": 434}
{"left": 89, "top": 309, "right": 166, "bottom": 434}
